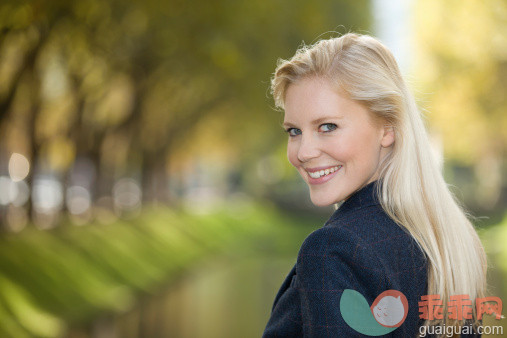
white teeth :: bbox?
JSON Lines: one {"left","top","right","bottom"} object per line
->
{"left": 308, "top": 165, "right": 342, "bottom": 179}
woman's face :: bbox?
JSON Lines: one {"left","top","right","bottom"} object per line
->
{"left": 283, "top": 77, "right": 394, "bottom": 207}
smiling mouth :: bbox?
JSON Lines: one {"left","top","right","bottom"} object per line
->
{"left": 307, "top": 165, "right": 342, "bottom": 179}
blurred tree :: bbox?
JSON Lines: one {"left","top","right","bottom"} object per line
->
{"left": 0, "top": 0, "right": 371, "bottom": 226}
{"left": 414, "top": 0, "right": 507, "bottom": 211}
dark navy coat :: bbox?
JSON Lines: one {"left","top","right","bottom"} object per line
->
{"left": 263, "top": 180, "right": 429, "bottom": 337}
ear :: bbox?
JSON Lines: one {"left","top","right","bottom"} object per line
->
{"left": 380, "top": 125, "right": 395, "bottom": 148}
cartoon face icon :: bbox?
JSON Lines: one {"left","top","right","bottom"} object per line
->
{"left": 370, "top": 290, "right": 409, "bottom": 328}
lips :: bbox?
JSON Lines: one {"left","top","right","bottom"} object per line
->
{"left": 306, "top": 165, "right": 342, "bottom": 178}
{"left": 305, "top": 165, "right": 342, "bottom": 184}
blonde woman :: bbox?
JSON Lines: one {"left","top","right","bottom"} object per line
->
{"left": 263, "top": 33, "right": 486, "bottom": 337}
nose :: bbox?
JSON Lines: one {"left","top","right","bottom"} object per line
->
{"left": 297, "top": 133, "right": 321, "bottom": 163}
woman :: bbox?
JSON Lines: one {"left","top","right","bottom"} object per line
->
{"left": 262, "top": 33, "right": 487, "bottom": 337}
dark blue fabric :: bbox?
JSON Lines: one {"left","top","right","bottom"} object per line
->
{"left": 263, "top": 180, "right": 456, "bottom": 337}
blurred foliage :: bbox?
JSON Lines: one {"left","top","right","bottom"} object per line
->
{"left": 1, "top": 0, "right": 504, "bottom": 336}
{"left": 479, "top": 211, "right": 507, "bottom": 295}
{"left": 0, "top": 201, "right": 320, "bottom": 337}
{"left": 414, "top": 0, "right": 507, "bottom": 164}
{"left": 478, "top": 212, "right": 507, "bottom": 338}
{"left": 0, "top": 0, "right": 370, "bottom": 335}
{"left": 414, "top": 0, "right": 507, "bottom": 212}
{"left": 0, "top": 0, "right": 371, "bottom": 207}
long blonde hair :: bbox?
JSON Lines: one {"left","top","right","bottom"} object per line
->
{"left": 271, "top": 33, "right": 487, "bottom": 333}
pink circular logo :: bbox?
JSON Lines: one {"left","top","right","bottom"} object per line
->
{"left": 370, "top": 290, "right": 409, "bottom": 328}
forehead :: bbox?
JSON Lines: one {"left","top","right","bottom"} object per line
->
{"left": 283, "top": 77, "right": 355, "bottom": 123}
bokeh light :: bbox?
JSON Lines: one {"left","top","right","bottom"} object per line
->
{"left": 66, "top": 185, "right": 91, "bottom": 216}
{"left": 32, "top": 176, "right": 63, "bottom": 214}
{"left": 8, "top": 153, "right": 30, "bottom": 182}
{"left": 112, "top": 178, "right": 142, "bottom": 214}
{"left": 0, "top": 175, "right": 18, "bottom": 205}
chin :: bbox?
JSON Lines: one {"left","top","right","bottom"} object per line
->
{"left": 310, "top": 195, "right": 337, "bottom": 207}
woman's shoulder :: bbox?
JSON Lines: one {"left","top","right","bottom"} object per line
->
{"left": 330, "top": 203, "right": 416, "bottom": 245}
{"left": 298, "top": 204, "right": 426, "bottom": 269}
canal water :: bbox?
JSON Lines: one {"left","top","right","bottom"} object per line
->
{"left": 79, "top": 255, "right": 296, "bottom": 338}
{"left": 67, "top": 223, "right": 507, "bottom": 338}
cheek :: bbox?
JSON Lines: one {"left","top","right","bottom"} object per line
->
{"left": 287, "top": 143, "right": 299, "bottom": 167}
{"left": 339, "top": 130, "right": 380, "bottom": 164}
{"left": 328, "top": 134, "right": 356, "bottom": 161}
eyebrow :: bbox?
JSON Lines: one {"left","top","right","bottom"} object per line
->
{"left": 282, "top": 116, "right": 342, "bottom": 128}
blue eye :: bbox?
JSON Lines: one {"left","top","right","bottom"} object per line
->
{"left": 285, "top": 128, "right": 301, "bottom": 137}
{"left": 320, "top": 123, "right": 337, "bottom": 132}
